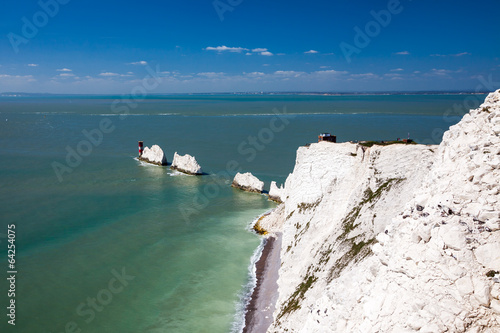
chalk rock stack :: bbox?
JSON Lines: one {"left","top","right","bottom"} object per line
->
{"left": 171, "top": 152, "right": 203, "bottom": 175}
{"left": 265, "top": 90, "right": 500, "bottom": 332}
{"left": 139, "top": 145, "right": 167, "bottom": 165}
{"left": 268, "top": 181, "right": 285, "bottom": 203}
{"left": 232, "top": 172, "right": 264, "bottom": 193}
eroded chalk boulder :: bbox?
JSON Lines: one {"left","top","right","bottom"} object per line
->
{"left": 171, "top": 152, "right": 203, "bottom": 175}
{"left": 139, "top": 145, "right": 167, "bottom": 165}
{"left": 232, "top": 172, "right": 264, "bottom": 193}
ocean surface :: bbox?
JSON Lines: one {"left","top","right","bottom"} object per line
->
{"left": 0, "top": 93, "right": 486, "bottom": 332}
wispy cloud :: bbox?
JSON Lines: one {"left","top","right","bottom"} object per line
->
{"left": 390, "top": 68, "right": 403, "bottom": 72}
{"left": 425, "top": 68, "right": 463, "bottom": 77}
{"left": 129, "top": 61, "right": 148, "bottom": 65}
{"left": 244, "top": 72, "right": 265, "bottom": 77}
{"left": 314, "top": 69, "right": 348, "bottom": 75}
{"left": 197, "top": 72, "right": 225, "bottom": 78}
{"left": 27, "top": 64, "right": 38, "bottom": 67}
{"left": 304, "top": 50, "right": 318, "bottom": 54}
{"left": 99, "top": 72, "right": 120, "bottom": 77}
{"left": 431, "top": 52, "right": 471, "bottom": 57}
{"left": 204, "top": 46, "right": 274, "bottom": 56}
{"left": 58, "top": 73, "right": 75, "bottom": 77}
{"left": 394, "top": 51, "right": 410, "bottom": 55}
{"left": 274, "top": 70, "right": 304, "bottom": 77}
{"left": 57, "top": 68, "right": 72, "bottom": 72}
{"left": 384, "top": 73, "right": 403, "bottom": 80}
{"left": 251, "top": 48, "right": 273, "bottom": 56}
{"left": 0, "top": 74, "right": 36, "bottom": 82}
{"left": 350, "top": 73, "right": 379, "bottom": 79}
{"left": 205, "top": 46, "right": 248, "bottom": 53}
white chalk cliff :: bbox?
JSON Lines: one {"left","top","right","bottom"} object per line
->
{"left": 232, "top": 172, "right": 265, "bottom": 193}
{"left": 269, "top": 181, "right": 285, "bottom": 203}
{"left": 171, "top": 152, "right": 203, "bottom": 175}
{"left": 139, "top": 145, "right": 167, "bottom": 165}
{"left": 261, "top": 90, "right": 500, "bottom": 332}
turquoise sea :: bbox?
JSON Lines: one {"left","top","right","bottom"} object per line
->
{"left": 0, "top": 94, "right": 486, "bottom": 332}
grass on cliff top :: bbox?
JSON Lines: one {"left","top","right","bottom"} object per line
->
{"left": 358, "top": 140, "right": 417, "bottom": 148}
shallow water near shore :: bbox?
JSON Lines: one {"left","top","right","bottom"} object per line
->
{"left": 0, "top": 94, "right": 484, "bottom": 332}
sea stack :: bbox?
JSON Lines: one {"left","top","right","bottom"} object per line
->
{"left": 170, "top": 152, "right": 203, "bottom": 175}
{"left": 232, "top": 172, "right": 264, "bottom": 193}
{"left": 138, "top": 145, "right": 167, "bottom": 165}
{"left": 268, "top": 181, "right": 285, "bottom": 203}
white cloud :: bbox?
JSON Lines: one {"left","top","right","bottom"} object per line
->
{"left": 251, "top": 48, "right": 273, "bottom": 56}
{"left": 425, "top": 68, "right": 462, "bottom": 77}
{"left": 245, "top": 52, "right": 252, "bottom": 56}
{"left": 57, "top": 68, "right": 72, "bottom": 72}
{"left": 431, "top": 52, "right": 471, "bottom": 57}
{"left": 28, "top": 64, "right": 38, "bottom": 67}
{"left": 197, "top": 72, "right": 225, "bottom": 77}
{"left": 350, "top": 73, "right": 378, "bottom": 79}
{"left": 129, "top": 61, "right": 148, "bottom": 65}
{"left": 394, "top": 51, "right": 410, "bottom": 55}
{"left": 314, "top": 70, "right": 348, "bottom": 75}
{"left": 390, "top": 68, "right": 404, "bottom": 72}
{"left": 384, "top": 73, "right": 403, "bottom": 80}
{"left": 304, "top": 50, "right": 318, "bottom": 54}
{"left": 58, "top": 73, "right": 75, "bottom": 77}
{"left": 260, "top": 51, "right": 273, "bottom": 56}
{"left": 0, "top": 74, "right": 35, "bottom": 82}
{"left": 205, "top": 46, "right": 248, "bottom": 53}
{"left": 244, "top": 72, "right": 265, "bottom": 77}
{"left": 274, "top": 70, "right": 304, "bottom": 77}
{"left": 99, "top": 72, "right": 120, "bottom": 77}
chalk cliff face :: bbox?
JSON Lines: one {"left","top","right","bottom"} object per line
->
{"left": 264, "top": 90, "right": 500, "bottom": 332}
{"left": 171, "top": 152, "right": 203, "bottom": 175}
{"left": 232, "top": 172, "right": 265, "bottom": 193}
{"left": 139, "top": 145, "right": 167, "bottom": 165}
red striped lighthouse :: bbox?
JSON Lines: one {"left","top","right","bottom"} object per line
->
{"left": 138, "top": 141, "right": 144, "bottom": 156}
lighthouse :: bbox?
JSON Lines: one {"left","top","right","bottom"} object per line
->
{"left": 138, "top": 141, "right": 144, "bottom": 156}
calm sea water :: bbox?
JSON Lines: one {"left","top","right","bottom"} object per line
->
{"left": 0, "top": 94, "right": 485, "bottom": 332}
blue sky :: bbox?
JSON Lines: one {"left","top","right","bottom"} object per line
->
{"left": 1, "top": 0, "right": 499, "bottom": 93}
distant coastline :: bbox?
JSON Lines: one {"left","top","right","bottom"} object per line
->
{"left": 0, "top": 91, "right": 489, "bottom": 98}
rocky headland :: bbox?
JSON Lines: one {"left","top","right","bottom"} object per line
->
{"left": 251, "top": 90, "right": 500, "bottom": 332}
